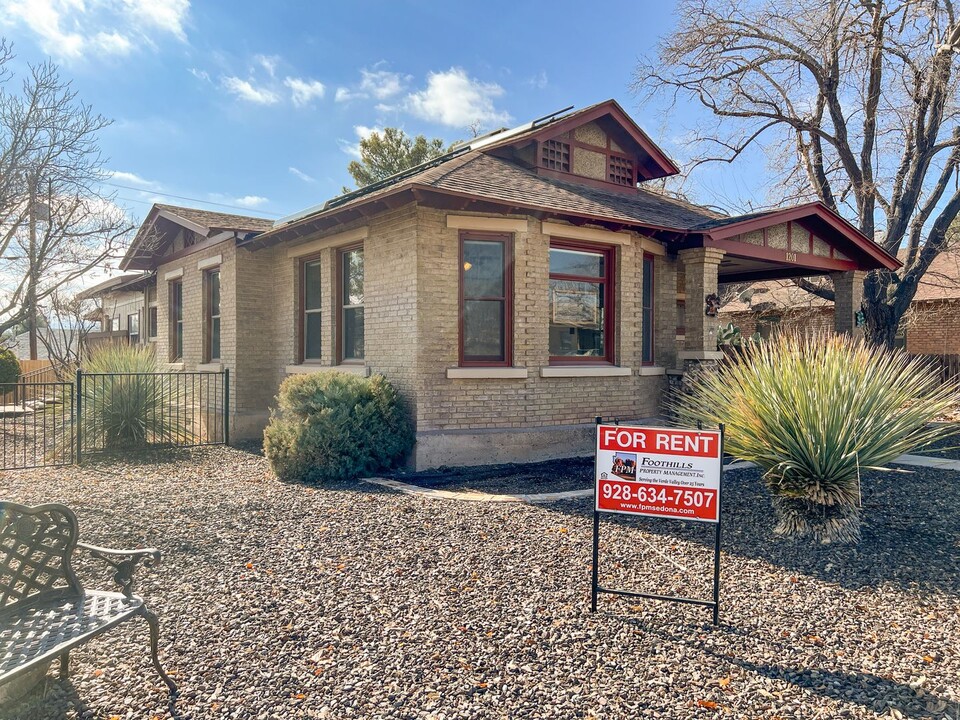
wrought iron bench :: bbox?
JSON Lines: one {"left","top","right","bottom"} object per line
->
{"left": 0, "top": 501, "right": 177, "bottom": 702}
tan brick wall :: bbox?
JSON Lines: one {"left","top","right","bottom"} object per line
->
{"left": 413, "top": 208, "right": 663, "bottom": 433}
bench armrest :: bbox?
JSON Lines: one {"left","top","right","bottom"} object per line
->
{"left": 76, "top": 542, "right": 161, "bottom": 599}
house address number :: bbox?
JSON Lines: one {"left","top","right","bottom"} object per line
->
{"left": 785, "top": 252, "right": 798, "bottom": 262}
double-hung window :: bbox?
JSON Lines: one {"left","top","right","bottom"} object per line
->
{"left": 339, "top": 247, "right": 364, "bottom": 362}
{"left": 169, "top": 281, "right": 183, "bottom": 361}
{"left": 205, "top": 270, "right": 221, "bottom": 362}
{"left": 548, "top": 241, "right": 615, "bottom": 363}
{"left": 459, "top": 233, "right": 512, "bottom": 366}
{"left": 641, "top": 254, "right": 655, "bottom": 365}
{"left": 127, "top": 312, "right": 140, "bottom": 345}
{"left": 301, "top": 257, "right": 323, "bottom": 361}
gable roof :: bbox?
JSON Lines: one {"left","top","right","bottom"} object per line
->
{"left": 75, "top": 273, "right": 150, "bottom": 300}
{"left": 241, "top": 99, "right": 898, "bottom": 273}
{"left": 120, "top": 203, "right": 274, "bottom": 270}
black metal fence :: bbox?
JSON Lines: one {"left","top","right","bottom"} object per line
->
{"left": 0, "top": 382, "right": 75, "bottom": 469}
{"left": 0, "top": 370, "right": 228, "bottom": 471}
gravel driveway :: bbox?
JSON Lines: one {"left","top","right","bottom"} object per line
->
{"left": 1, "top": 447, "right": 957, "bottom": 720}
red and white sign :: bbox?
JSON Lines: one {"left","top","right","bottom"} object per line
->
{"left": 595, "top": 424, "right": 722, "bottom": 522}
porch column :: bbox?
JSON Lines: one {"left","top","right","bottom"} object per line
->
{"left": 678, "top": 247, "right": 726, "bottom": 357}
{"left": 831, "top": 270, "right": 866, "bottom": 337}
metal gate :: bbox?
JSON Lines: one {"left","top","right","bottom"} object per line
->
{"left": 0, "top": 370, "right": 228, "bottom": 471}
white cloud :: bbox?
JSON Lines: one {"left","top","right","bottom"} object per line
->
{"left": 339, "top": 125, "right": 381, "bottom": 159}
{"left": 221, "top": 76, "right": 280, "bottom": 105}
{"left": 334, "top": 66, "right": 408, "bottom": 104}
{"left": 232, "top": 195, "right": 268, "bottom": 208}
{"left": 109, "top": 170, "right": 160, "bottom": 189}
{"left": 527, "top": 70, "right": 548, "bottom": 89}
{"left": 1, "top": 0, "right": 189, "bottom": 62}
{"left": 284, "top": 76, "right": 325, "bottom": 107}
{"left": 188, "top": 67, "right": 210, "bottom": 83}
{"left": 94, "top": 31, "right": 133, "bottom": 55}
{"left": 255, "top": 53, "right": 280, "bottom": 78}
{"left": 359, "top": 68, "right": 407, "bottom": 99}
{"left": 288, "top": 167, "right": 316, "bottom": 183}
{"left": 121, "top": 0, "right": 189, "bottom": 41}
{"left": 405, "top": 68, "right": 510, "bottom": 128}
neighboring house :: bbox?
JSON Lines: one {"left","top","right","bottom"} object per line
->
{"left": 77, "top": 273, "right": 154, "bottom": 350}
{"left": 119, "top": 99, "right": 899, "bottom": 469}
{"left": 721, "top": 248, "right": 960, "bottom": 354}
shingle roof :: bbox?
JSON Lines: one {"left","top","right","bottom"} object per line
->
{"left": 154, "top": 204, "right": 274, "bottom": 233}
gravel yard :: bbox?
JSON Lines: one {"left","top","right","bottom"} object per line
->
{"left": 1, "top": 447, "right": 958, "bottom": 720}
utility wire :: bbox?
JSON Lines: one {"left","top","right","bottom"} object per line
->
{"left": 103, "top": 182, "right": 283, "bottom": 217}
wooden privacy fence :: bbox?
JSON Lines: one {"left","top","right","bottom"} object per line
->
{"left": 908, "top": 354, "right": 960, "bottom": 384}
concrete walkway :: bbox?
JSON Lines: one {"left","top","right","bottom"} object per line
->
{"left": 365, "top": 452, "right": 960, "bottom": 504}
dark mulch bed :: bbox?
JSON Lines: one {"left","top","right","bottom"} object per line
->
{"left": 385, "top": 455, "right": 596, "bottom": 495}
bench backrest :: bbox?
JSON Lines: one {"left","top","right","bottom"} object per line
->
{"left": 0, "top": 502, "right": 81, "bottom": 614}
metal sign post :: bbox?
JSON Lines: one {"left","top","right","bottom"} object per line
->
{"left": 590, "top": 417, "right": 725, "bottom": 625}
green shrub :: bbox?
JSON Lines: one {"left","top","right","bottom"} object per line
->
{"left": 674, "top": 331, "right": 958, "bottom": 544}
{"left": 77, "top": 344, "right": 192, "bottom": 451}
{"left": 0, "top": 348, "right": 20, "bottom": 385}
{"left": 263, "top": 371, "right": 414, "bottom": 484}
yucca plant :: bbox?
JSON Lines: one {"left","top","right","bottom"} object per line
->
{"left": 674, "top": 331, "right": 959, "bottom": 543}
{"left": 75, "top": 344, "right": 193, "bottom": 452}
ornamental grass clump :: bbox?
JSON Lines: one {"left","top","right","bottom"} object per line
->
{"left": 263, "top": 371, "right": 414, "bottom": 484}
{"left": 76, "top": 344, "right": 192, "bottom": 451}
{"left": 674, "top": 331, "right": 958, "bottom": 544}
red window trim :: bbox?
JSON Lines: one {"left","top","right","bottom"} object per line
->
{"left": 641, "top": 252, "right": 655, "bottom": 366}
{"left": 548, "top": 239, "right": 616, "bottom": 366}
{"left": 458, "top": 231, "right": 513, "bottom": 367}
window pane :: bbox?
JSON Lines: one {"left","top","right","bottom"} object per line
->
{"left": 211, "top": 317, "right": 221, "bottom": 360}
{"left": 549, "top": 280, "right": 604, "bottom": 357}
{"left": 642, "top": 309, "right": 654, "bottom": 363}
{"left": 343, "top": 249, "right": 364, "bottom": 306}
{"left": 128, "top": 313, "right": 139, "bottom": 334}
{"left": 463, "top": 299, "right": 504, "bottom": 360}
{"left": 304, "top": 260, "right": 321, "bottom": 311}
{"left": 176, "top": 322, "right": 183, "bottom": 359}
{"left": 148, "top": 307, "right": 158, "bottom": 338}
{"left": 463, "top": 241, "right": 504, "bottom": 297}
{"left": 304, "top": 313, "right": 322, "bottom": 360}
{"left": 549, "top": 247, "right": 604, "bottom": 277}
{"left": 343, "top": 307, "right": 364, "bottom": 360}
{"left": 642, "top": 256, "right": 654, "bottom": 308}
{"left": 210, "top": 271, "right": 221, "bottom": 316}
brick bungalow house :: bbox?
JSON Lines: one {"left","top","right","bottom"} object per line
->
{"left": 119, "top": 100, "right": 899, "bottom": 469}
{"left": 721, "top": 247, "right": 960, "bottom": 354}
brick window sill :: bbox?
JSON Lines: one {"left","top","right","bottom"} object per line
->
{"left": 540, "top": 366, "right": 632, "bottom": 378}
{"left": 638, "top": 366, "right": 666, "bottom": 376}
{"left": 446, "top": 367, "right": 528, "bottom": 379}
{"left": 285, "top": 364, "right": 371, "bottom": 377}
{"left": 197, "top": 362, "right": 222, "bottom": 372}
{"left": 165, "top": 362, "right": 184, "bottom": 371}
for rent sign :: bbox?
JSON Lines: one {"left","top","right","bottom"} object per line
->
{"left": 595, "top": 424, "right": 722, "bottom": 522}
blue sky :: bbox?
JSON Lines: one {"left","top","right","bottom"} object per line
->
{"left": 0, "top": 1, "right": 764, "bottom": 234}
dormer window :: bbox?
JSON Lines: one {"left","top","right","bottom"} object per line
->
{"left": 541, "top": 140, "right": 570, "bottom": 172}
{"left": 608, "top": 155, "right": 635, "bottom": 186}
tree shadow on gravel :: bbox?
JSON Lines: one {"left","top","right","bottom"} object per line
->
{"left": 631, "top": 621, "right": 958, "bottom": 720}
{"left": 543, "top": 464, "right": 960, "bottom": 596}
